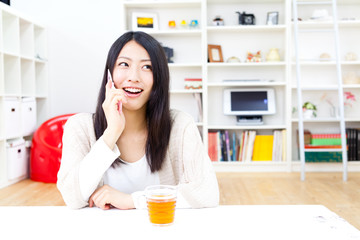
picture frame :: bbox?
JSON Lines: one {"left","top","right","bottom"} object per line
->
{"left": 266, "top": 11, "right": 279, "bottom": 25}
{"left": 208, "top": 44, "right": 223, "bottom": 62}
{"left": 132, "top": 12, "right": 159, "bottom": 31}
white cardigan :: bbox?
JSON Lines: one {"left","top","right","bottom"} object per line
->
{"left": 57, "top": 109, "right": 219, "bottom": 209}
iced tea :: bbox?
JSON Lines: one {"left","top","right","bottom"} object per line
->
{"left": 145, "top": 185, "right": 177, "bottom": 226}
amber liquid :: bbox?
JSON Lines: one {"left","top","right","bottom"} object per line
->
{"left": 147, "top": 197, "right": 176, "bottom": 225}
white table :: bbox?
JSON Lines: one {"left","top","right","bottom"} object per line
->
{"left": 0, "top": 205, "right": 359, "bottom": 240}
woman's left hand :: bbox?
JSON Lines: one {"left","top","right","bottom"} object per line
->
{"left": 88, "top": 185, "right": 135, "bottom": 210}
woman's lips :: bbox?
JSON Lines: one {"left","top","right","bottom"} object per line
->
{"left": 123, "top": 87, "right": 143, "bottom": 98}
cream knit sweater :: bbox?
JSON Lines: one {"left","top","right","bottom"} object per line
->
{"left": 57, "top": 109, "right": 219, "bottom": 209}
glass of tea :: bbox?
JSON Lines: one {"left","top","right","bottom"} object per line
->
{"left": 145, "top": 185, "right": 177, "bottom": 226}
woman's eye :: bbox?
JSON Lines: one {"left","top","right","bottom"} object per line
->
{"left": 119, "top": 62, "right": 128, "bottom": 67}
{"left": 143, "top": 65, "right": 152, "bottom": 70}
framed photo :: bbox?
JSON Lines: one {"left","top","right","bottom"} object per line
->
{"left": 266, "top": 11, "right": 279, "bottom": 25}
{"left": 208, "top": 44, "right": 223, "bottom": 62}
{"left": 132, "top": 12, "right": 159, "bottom": 31}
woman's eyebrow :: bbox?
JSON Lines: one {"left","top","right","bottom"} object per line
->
{"left": 117, "top": 56, "right": 151, "bottom": 62}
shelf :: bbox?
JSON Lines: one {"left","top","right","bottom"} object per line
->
{"left": 207, "top": 25, "right": 286, "bottom": 32}
{"left": 170, "top": 89, "right": 202, "bottom": 94}
{"left": 292, "top": 118, "right": 341, "bottom": 122}
{"left": 208, "top": 81, "right": 286, "bottom": 87}
{"left": 149, "top": 29, "right": 202, "bottom": 37}
{"left": 208, "top": 125, "right": 287, "bottom": 130}
{"left": 207, "top": 62, "right": 286, "bottom": 67}
{"left": 207, "top": 0, "right": 285, "bottom": 3}
{"left": 294, "top": 20, "right": 360, "bottom": 29}
{"left": 123, "top": 0, "right": 202, "bottom": 8}
{"left": 291, "top": 85, "right": 339, "bottom": 90}
{"left": 291, "top": 61, "right": 360, "bottom": 65}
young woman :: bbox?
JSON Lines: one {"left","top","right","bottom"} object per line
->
{"left": 57, "top": 31, "right": 219, "bottom": 210}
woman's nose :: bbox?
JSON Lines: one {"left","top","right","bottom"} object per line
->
{"left": 127, "top": 67, "right": 140, "bottom": 82}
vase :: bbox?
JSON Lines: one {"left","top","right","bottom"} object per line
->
{"left": 266, "top": 48, "right": 280, "bottom": 62}
{"left": 303, "top": 109, "right": 315, "bottom": 119}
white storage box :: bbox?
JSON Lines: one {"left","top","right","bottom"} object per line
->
{"left": 21, "top": 97, "right": 37, "bottom": 136}
{"left": 6, "top": 138, "right": 27, "bottom": 180}
{"left": 4, "top": 97, "right": 22, "bottom": 139}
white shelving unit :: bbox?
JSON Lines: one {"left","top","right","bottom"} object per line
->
{"left": 0, "top": 3, "right": 48, "bottom": 188}
{"left": 120, "top": 0, "right": 360, "bottom": 173}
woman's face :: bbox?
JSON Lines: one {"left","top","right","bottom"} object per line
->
{"left": 112, "top": 40, "right": 154, "bottom": 112}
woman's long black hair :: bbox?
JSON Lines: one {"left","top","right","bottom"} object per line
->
{"left": 93, "top": 31, "right": 172, "bottom": 172}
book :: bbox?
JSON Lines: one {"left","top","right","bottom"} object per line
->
{"left": 252, "top": 135, "right": 273, "bottom": 161}
{"left": 225, "top": 131, "right": 231, "bottom": 162}
{"left": 208, "top": 131, "right": 218, "bottom": 162}
{"left": 311, "top": 134, "right": 342, "bottom": 146}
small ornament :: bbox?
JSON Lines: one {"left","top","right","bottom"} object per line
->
{"left": 168, "top": 20, "right": 176, "bottom": 28}
{"left": 345, "top": 52, "right": 357, "bottom": 61}
{"left": 246, "top": 51, "right": 262, "bottom": 63}
{"left": 189, "top": 20, "right": 199, "bottom": 28}
{"left": 180, "top": 20, "right": 187, "bottom": 29}
{"left": 212, "top": 16, "right": 224, "bottom": 26}
{"left": 266, "top": 48, "right": 280, "bottom": 62}
{"left": 226, "top": 56, "right": 241, "bottom": 63}
{"left": 319, "top": 53, "right": 331, "bottom": 61}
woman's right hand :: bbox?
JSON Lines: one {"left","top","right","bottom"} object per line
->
{"left": 102, "top": 78, "right": 127, "bottom": 149}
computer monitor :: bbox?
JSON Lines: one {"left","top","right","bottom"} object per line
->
{"left": 223, "top": 88, "right": 276, "bottom": 117}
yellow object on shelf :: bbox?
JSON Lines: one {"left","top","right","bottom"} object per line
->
{"left": 252, "top": 135, "right": 273, "bottom": 161}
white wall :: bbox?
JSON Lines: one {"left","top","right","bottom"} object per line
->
{"left": 11, "top": 0, "right": 125, "bottom": 118}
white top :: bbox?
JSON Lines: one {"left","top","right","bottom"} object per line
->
{"left": 79, "top": 151, "right": 190, "bottom": 209}
{"left": 103, "top": 155, "right": 160, "bottom": 195}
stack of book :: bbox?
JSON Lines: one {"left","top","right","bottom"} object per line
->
{"left": 303, "top": 129, "right": 360, "bottom": 162}
{"left": 208, "top": 130, "right": 287, "bottom": 162}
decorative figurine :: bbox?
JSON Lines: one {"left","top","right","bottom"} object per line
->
{"left": 189, "top": 20, "right": 199, "bottom": 28}
{"left": 180, "top": 20, "right": 187, "bottom": 29}
{"left": 168, "top": 20, "right": 176, "bottom": 29}
{"left": 319, "top": 53, "right": 331, "bottom": 61}
{"left": 266, "top": 48, "right": 280, "bottom": 62}
{"left": 212, "top": 16, "right": 224, "bottom": 26}
{"left": 345, "top": 52, "right": 357, "bottom": 61}
{"left": 226, "top": 56, "right": 241, "bottom": 63}
{"left": 246, "top": 51, "right": 262, "bottom": 62}
{"left": 235, "top": 11, "right": 256, "bottom": 25}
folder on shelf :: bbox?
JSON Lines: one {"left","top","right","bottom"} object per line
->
{"left": 252, "top": 135, "right": 273, "bottom": 161}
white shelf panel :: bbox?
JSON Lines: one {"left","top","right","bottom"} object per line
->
{"left": 208, "top": 62, "right": 286, "bottom": 67}
{"left": 291, "top": 85, "right": 339, "bottom": 90}
{"left": 208, "top": 82, "right": 286, "bottom": 87}
{"left": 294, "top": 20, "right": 360, "bottom": 29}
{"left": 291, "top": 61, "right": 360, "bottom": 65}
{"left": 292, "top": 118, "right": 341, "bottom": 122}
{"left": 207, "top": 25, "right": 286, "bottom": 32}
{"left": 170, "top": 89, "right": 203, "bottom": 94}
{"left": 208, "top": 125, "right": 287, "bottom": 130}
{"left": 150, "top": 29, "right": 202, "bottom": 37}
{"left": 123, "top": 0, "right": 202, "bottom": 8}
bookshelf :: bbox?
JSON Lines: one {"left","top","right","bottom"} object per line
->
{"left": 120, "top": 0, "right": 360, "bottom": 173}
{"left": 0, "top": 3, "right": 48, "bottom": 188}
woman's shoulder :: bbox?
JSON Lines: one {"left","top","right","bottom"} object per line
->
{"left": 170, "top": 109, "right": 195, "bottom": 124}
{"left": 170, "top": 109, "right": 196, "bottom": 130}
{"left": 65, "top": 112, "right": 94, "bottom": 129}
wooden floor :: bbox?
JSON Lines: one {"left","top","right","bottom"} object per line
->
{"left": 0, "top": 172, "right": 359, "bottom": 230}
